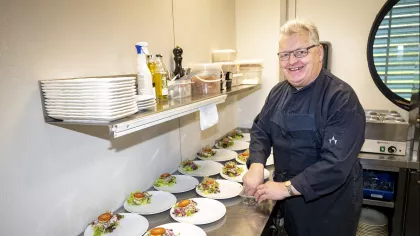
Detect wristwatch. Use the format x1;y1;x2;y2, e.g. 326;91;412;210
285;181;295;196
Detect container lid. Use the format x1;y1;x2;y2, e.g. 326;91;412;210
190;63;221;71
212;49;236;53
235;59;264;66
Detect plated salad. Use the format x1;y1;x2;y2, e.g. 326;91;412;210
154;173;177;187
126;191;152;206
197;146;217;158
90;212;124;236
172;199;199;217
228;130;244;140
197;177;220;194
217;137;234;148
222;161;244;177
180;160;200;172
237;149;250;163
145;227;179;236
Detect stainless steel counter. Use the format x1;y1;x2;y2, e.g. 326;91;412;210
111;166;276;236
359;152;419;172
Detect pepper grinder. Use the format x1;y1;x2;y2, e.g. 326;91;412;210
173;46;185;79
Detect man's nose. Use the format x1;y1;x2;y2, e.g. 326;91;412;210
288;53;298;64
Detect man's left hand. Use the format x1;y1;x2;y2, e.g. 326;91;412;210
254;181;290;203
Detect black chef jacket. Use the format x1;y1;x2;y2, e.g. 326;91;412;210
247;69;365;236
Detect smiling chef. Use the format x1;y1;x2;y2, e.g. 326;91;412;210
243;19;366;236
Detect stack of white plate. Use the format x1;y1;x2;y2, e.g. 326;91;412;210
357;208;389;236
136;95;156;110
41;76;138;122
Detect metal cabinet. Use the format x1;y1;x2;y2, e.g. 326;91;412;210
403;170;420;236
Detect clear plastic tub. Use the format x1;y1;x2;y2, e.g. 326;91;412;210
238;60;263;85
190;64;221;95
168;80;192;99
212;49;237;62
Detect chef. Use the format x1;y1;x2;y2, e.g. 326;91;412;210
243;19;366;236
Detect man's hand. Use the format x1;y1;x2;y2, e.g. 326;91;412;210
254;181;290;203
242;163;265;196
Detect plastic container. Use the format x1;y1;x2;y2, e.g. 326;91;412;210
212;49;237;62
238;60;263;85
231;73;244;87
135;42;155;98
363;170;396;201
168;80;192;99
190;64;221;95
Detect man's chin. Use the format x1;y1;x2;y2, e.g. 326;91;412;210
287;78;305;88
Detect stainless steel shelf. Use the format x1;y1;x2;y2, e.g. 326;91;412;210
42;83;261;138
363;199;395;208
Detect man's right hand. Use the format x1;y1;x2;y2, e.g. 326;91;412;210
243;163;265;196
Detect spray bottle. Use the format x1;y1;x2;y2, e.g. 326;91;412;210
135;42;155;98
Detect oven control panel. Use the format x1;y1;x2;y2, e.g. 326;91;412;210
361;139;406;156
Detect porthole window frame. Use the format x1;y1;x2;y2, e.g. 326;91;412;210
367;0;416;111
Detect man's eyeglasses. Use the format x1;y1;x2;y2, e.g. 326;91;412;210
277;45;318;61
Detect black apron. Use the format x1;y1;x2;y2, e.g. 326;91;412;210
269;103;363;236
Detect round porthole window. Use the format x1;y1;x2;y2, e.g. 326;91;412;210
367;0;419;111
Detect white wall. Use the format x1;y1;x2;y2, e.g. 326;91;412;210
295;0;409;117
235;0;285;128
174;0;238;159
0;0;236;235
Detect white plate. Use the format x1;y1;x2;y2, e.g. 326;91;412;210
123;191;177;215
196;179;243;199
178;160;223;177
41;76;135;84
153;175;199;193
215;140;249;151
266;154;274;166
196;149;237;162
147;222;207;236
83;213;148;236
41;81;135;89
47;105;138;116
47;103;137;114
48;108;137;121
136;95;155;102
44;96;135;105
44;89;136;99
42;86;135;94
137;102;156;108
170;198;226;225
242;133;251;142
220;164;270;182
137;100;156;105
138;103;156;110
46;101;137;111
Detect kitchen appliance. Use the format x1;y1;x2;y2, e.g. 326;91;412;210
361;109;409;156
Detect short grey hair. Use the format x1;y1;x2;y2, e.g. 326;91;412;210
279;19;320;45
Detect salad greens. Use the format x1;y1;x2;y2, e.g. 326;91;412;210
228;130;244;140
90;212;124;236
217;137;234;148
198;177;220;194
154;174;177;187
173;200;199;217
197;146;217;158
180;160;200;172
237;149;250;163
126;191;152;205
222;161;244;177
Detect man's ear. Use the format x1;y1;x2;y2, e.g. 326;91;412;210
318;45;324;62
